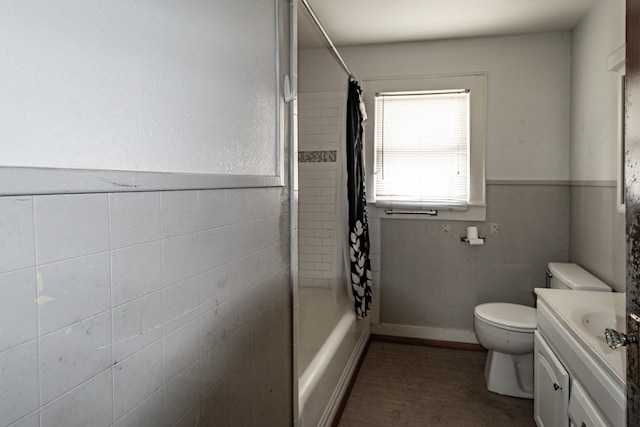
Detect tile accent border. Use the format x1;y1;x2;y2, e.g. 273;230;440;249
298;151;337;163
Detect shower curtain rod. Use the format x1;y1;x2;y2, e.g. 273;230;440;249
300;0;355;80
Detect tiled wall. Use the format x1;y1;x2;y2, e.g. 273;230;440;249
297;91;342;288
0;187;291;427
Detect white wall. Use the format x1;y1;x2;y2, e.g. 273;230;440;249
0;1;278;176
301;32;572;181
571;0;626;181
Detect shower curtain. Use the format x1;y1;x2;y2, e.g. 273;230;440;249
345;79;372;318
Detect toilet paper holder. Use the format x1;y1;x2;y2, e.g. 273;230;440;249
460;226;485;245
459;235;485;245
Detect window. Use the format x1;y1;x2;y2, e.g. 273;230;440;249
374;90;470;209
363;73;486;221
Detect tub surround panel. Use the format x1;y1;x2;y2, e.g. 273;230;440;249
297;91;343;288
0;187;292;427
379;183;569;336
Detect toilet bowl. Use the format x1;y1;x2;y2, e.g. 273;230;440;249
474;303;536;399
473;262;612;400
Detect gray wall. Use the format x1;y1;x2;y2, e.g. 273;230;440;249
380;183;569;332
570;185;625;291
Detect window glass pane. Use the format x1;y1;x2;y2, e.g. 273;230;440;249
374;91;470;208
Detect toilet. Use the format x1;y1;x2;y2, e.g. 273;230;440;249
473;262;611;399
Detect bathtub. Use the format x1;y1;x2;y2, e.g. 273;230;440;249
297;286;369;427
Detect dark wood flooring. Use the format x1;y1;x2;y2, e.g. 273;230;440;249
337;341;535;426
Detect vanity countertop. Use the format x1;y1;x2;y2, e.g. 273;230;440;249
534;288;626;389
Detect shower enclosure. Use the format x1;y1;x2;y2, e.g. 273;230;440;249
295;88;369;426
293;2;370;425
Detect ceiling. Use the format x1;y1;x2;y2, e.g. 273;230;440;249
298;0;599;49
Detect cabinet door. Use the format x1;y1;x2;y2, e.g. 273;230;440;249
534;331;570;427
568;380;608;427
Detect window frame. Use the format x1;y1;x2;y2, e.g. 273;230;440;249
362;73;487;221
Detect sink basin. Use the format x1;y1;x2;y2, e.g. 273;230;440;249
581;312;626;342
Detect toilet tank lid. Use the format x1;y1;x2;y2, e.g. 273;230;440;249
474;303;536;332
547;263;611;291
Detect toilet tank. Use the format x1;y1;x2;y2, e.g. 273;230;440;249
547;263;611;292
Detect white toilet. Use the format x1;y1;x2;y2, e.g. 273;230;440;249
473;262;611;399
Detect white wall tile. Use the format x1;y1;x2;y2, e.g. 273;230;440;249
161;191;199;238
226;329;252;426
163;319;200;383
161;362;199;426
0;197;34;274
199;228;228;272
198;190;228;230
227;246;281;298
0;341;39;426
40;370;112;427
39;312;112;404
226;323;251;374
0;269;37;351
199;304;228;355
198;339;228;397
162;234;199;287
111;241;162;306
113;390;166;427
199;379;228;426
7;412;39;427
113;341;163;420
227;216;280;260
34;194;109;264
162;277;199;335
198;265;230;313
37;253;111;335
112;292;162;362
173;403;200;427
1;185;291;426
226;188;283;225
109;192;161;249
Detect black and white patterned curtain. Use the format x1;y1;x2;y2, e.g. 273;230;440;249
345;79;372;318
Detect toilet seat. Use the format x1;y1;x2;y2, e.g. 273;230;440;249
474;303;536;333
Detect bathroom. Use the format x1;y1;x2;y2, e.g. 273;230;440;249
296;0;627;424
0;1;631;427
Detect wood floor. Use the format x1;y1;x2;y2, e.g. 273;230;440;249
337;341;535;427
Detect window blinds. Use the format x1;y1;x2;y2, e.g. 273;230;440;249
374;90;470;209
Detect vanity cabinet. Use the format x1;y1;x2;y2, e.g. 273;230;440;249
534;292;626;427
534;331;569;427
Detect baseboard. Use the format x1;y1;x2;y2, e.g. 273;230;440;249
371;322;479;344
371;334;485;352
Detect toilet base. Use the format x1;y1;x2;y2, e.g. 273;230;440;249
484;350;533;399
